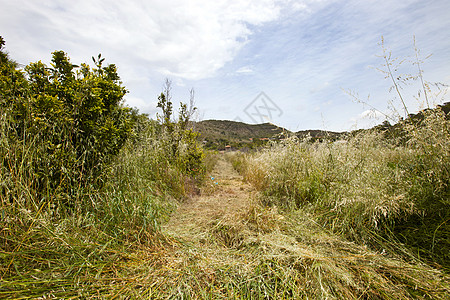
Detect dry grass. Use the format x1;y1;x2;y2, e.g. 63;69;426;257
239;111;449;254
144;154;449;299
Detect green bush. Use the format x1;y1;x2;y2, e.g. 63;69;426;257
155;82;205;179
1;37;134;209
0;37;204;296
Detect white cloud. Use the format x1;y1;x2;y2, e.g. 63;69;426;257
0;0;299;80
124;95;158;115
348;109;387;129
358;109;385;120
236;66;254;74
310;82;329;94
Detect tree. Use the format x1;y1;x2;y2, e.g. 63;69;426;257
156;79;204;177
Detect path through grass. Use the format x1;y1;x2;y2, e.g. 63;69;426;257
2;155;447;298
150;155;450;299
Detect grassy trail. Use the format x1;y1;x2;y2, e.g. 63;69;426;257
2;155;448;299
151;155;449;299
156;155;304;298
164;156;255;245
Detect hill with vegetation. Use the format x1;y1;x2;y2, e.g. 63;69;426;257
295;129;345;141
194;120;288;150
196;101;450;151
195;119;347;150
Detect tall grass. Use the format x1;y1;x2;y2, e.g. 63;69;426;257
237;108;449;270
0;111;190;297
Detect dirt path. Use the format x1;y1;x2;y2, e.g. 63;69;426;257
163;156;257;246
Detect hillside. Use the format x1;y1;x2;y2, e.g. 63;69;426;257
194;120;289;150
295;129;346;141
194;120;346;150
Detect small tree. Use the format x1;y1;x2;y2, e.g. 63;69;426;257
156;79;204;177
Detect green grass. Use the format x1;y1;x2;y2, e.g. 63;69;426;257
0;113;186;298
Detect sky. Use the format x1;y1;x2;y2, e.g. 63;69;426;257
1;0;449;132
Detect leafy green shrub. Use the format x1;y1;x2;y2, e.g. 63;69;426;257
0;37;203;295
1;37;134;209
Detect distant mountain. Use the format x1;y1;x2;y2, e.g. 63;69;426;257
194;120;288;150
193;119;346;150
195;120;287;140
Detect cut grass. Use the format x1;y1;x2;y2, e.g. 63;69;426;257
150;155;449;299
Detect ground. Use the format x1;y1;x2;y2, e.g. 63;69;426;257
164;156;256;243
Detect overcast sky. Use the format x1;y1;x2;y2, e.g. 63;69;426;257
1;0;449;131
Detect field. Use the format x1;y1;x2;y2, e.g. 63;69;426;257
1;36;449;298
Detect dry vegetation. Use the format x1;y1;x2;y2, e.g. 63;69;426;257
152;149;449;299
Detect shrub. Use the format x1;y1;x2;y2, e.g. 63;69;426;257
0;38;200;294
155;80;205;179
1;38;135;209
